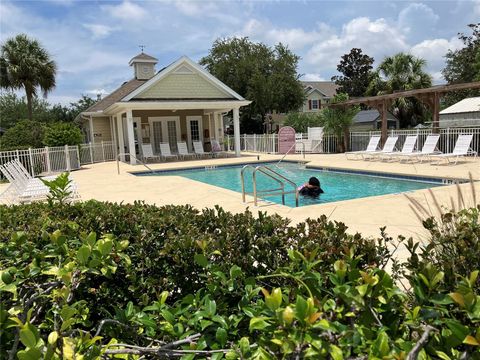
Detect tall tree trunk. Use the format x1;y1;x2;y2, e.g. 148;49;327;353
26;90;33;121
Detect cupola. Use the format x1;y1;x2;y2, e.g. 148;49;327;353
129;52;158;80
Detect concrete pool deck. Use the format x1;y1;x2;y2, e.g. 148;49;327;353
2;153;479;260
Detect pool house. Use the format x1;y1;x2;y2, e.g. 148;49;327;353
80;52;251;164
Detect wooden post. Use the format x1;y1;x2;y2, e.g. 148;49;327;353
432;92;440;133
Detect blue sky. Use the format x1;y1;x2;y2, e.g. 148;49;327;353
1;0;478;105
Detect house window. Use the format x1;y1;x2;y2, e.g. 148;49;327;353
312;100;319;109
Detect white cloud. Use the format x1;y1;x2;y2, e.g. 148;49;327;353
398;3;439;33
83;23;116;39
411;37;463;76
104;1;146;21
474;0;480;15
302;73;326;81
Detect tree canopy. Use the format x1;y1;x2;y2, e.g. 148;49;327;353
0;34;57;121
200;37;305;133
331;48;374;98
442;23;480;107
367;53;432;128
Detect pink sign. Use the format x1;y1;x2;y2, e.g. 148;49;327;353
278;126;296;154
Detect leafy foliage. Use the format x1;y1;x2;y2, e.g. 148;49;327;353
442;23;480;107
331;48;375;98
43;122;83;147
0;33;57;121
200;38;305;133
367;52;432;128
283;112;322;133
1;200;479;359
0;119;46;150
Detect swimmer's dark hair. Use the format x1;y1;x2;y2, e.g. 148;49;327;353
309;177;320;187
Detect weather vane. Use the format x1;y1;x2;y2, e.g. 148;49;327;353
139;45;146;53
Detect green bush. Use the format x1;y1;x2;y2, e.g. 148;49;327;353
43;122;84;146
284;112;323;132
1;201;479;359
0;119;46;150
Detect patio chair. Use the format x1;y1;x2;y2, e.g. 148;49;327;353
193;141;213;158
159;143;179;161
396;134;441;163
375;135;418;161
211;139;229;158
177;142;197;160
141;144;160;162
429;134;478;165
362;136;399;160
0;163;50;203
345;135;381;159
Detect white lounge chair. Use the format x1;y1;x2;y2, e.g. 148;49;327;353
375;135;417;161
362;136;399;160
159;143;178;161
141;144;160;162
429;134;478;165
396;134;441;163
193;141;213;158
345;135;381;159
177;142;197;159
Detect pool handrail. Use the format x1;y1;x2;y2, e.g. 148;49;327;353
116;153;155;175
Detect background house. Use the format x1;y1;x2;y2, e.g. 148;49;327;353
301;81;338;112
439;97;480;127
350;109;399;131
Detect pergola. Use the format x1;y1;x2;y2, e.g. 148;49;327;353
330;81;480;143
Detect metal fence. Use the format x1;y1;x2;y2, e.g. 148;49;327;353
0;141;116;179
225;127;480;155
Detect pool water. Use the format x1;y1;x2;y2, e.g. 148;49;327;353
139;162;444;207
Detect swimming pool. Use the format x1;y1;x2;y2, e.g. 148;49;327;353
137;162;445;207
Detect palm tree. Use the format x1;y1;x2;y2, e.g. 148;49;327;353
0;34;57;121
367;53;432;127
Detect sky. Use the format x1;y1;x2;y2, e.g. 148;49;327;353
0;0;478;105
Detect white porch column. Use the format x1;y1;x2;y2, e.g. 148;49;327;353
116;114;125;161
233;107;241;157
126;109;136;165
89;115;94;144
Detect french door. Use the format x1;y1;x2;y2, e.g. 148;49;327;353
148;116;181;154
186;116;203;152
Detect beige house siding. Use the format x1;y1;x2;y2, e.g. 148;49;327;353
134;73;232;99
302;91;331;113
92;117;112;143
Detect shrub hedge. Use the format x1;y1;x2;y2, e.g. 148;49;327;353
0;201;479;359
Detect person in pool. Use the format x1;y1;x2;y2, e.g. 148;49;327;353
298;176;324;197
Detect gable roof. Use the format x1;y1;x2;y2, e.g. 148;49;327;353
123;56;245;101
440;97;480;115
129;52;158;65
353;109;398;123
83;79;148;113
302;81;338;97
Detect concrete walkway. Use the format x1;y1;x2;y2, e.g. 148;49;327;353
2;153;479;261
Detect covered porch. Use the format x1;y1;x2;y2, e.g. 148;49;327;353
85;100;248;164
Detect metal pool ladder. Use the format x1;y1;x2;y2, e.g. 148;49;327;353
241;165;299;207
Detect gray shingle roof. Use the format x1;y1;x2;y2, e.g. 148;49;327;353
83;79;148;113
301;81;338;97
353;110;398;123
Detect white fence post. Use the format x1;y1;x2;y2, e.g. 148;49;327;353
28;148;34;176
446;127;450;153
15;149;19;161
101;141;105;161
89;142;94;164
65;145;71;171
45;147;51;174
76;146;80;167
253;134;257;152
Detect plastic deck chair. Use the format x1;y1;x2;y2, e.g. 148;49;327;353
193;141;213;158
345;135;381;159
159;143;178;161
429;134;477;165
396;134;441;163
177;142;197;159
141;144;160;162
375;135;417;161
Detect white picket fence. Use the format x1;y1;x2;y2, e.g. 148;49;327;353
225;127;480;155
0;141;116;179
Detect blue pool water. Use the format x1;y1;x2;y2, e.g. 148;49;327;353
138;162;444;207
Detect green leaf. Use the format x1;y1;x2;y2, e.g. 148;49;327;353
194;254;208;268
436;351;452;360
161;309;175;324
97;239;113;256
19;325;38;348
17;348;42;360
249;317;270;331
329;344;343;360
216;327;227;347
207;299;217;316
48;331;58;345
230;265;242;279
356;284;369;297
265;288;282;311
239;337;250;355
445;319;470;341
85;232;97;247
295;296;308;321
77;245;90;265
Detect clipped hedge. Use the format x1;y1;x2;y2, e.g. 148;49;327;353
1;201;479;359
